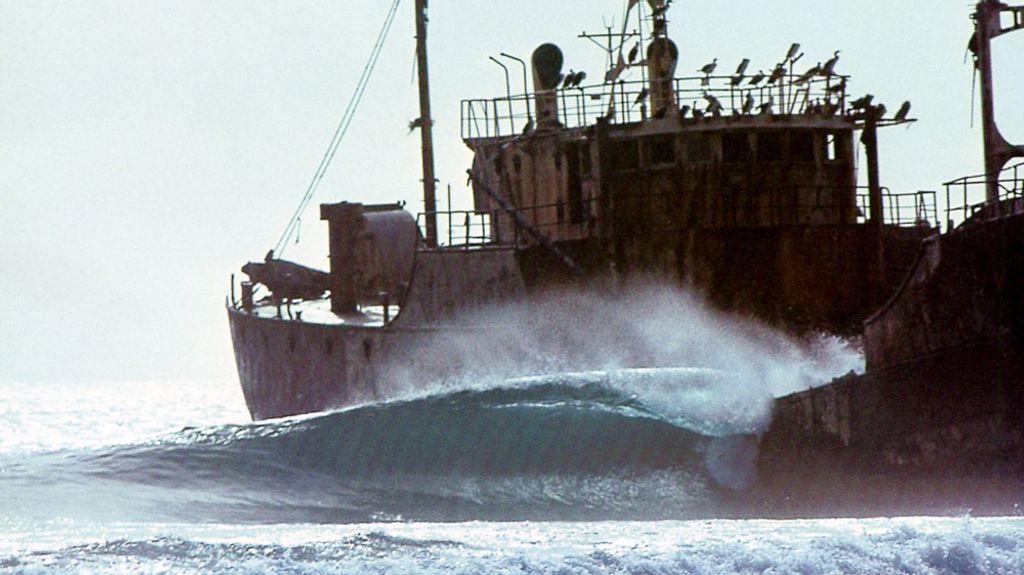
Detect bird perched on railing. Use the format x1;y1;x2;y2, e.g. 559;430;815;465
703;92;723;117
565;70;586;89
700;58;718;85
794;62;822;84
850;94;874;110
767;64;786;85
633;87;649;107
731;58;750;86
822;50;841;76
742;92;756;115
758;95;775;115
894;101;912;122
826;78;847;95
562;70;576;89
785;43;801;62
748;70;767;86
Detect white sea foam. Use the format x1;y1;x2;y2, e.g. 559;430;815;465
2;517;1022;574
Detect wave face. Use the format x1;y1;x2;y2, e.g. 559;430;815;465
1;369;764;524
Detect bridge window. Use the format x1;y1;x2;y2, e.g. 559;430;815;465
646;135;676;166
825;132;846;162
682;133;713;163
757;132;784;162
608;139;640;172
722;133;751;163
790;132;816;163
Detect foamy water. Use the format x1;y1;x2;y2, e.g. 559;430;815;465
2;378;1022;573
0;287;1014;573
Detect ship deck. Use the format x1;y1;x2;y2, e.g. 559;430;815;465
245;297;399;327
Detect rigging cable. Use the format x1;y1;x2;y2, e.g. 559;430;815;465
273;0;403;258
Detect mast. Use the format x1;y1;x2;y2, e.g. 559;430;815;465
415;0;438;247
972;0;1024;202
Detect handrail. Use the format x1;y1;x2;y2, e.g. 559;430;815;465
462;74;851;140
944;161;1024;228
417;185;936;248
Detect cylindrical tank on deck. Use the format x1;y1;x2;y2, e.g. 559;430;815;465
531;43;563;129
647;38;678;116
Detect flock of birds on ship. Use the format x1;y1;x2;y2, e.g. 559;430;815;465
554;42;911;124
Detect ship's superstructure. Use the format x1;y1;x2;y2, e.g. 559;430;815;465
460;3;933;333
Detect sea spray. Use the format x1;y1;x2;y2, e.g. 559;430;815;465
380;283;863;417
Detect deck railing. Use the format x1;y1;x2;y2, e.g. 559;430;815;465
421;185;935;248
461;74;851;140
944;162;1024;228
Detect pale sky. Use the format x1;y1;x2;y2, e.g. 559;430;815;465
1;1;1021;383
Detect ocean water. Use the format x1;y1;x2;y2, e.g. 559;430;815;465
2;377;1023;574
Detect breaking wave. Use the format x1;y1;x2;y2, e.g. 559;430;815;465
1;369;764;524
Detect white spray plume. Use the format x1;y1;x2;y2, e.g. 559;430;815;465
380;282;864;434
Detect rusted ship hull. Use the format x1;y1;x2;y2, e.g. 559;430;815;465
229;246;529;420
756;211;1024;513
228;308;408;420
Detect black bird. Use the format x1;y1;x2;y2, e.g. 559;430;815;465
700;58;718;75
742;91;756;115
704;92;723;117
748;70;767;86
679;103;692;117
562;70;576;89
785;43;801;61
826;78;847;95
633;87;649;107
572;71;587;88
734;58;750;76
822;50;841;76
628;42;640;64
767;64;786;85
894;101;912;122
850;94;874;109
794;62;822;84
730;58;750;86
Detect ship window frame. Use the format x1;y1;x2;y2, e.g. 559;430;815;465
825;132;847;163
